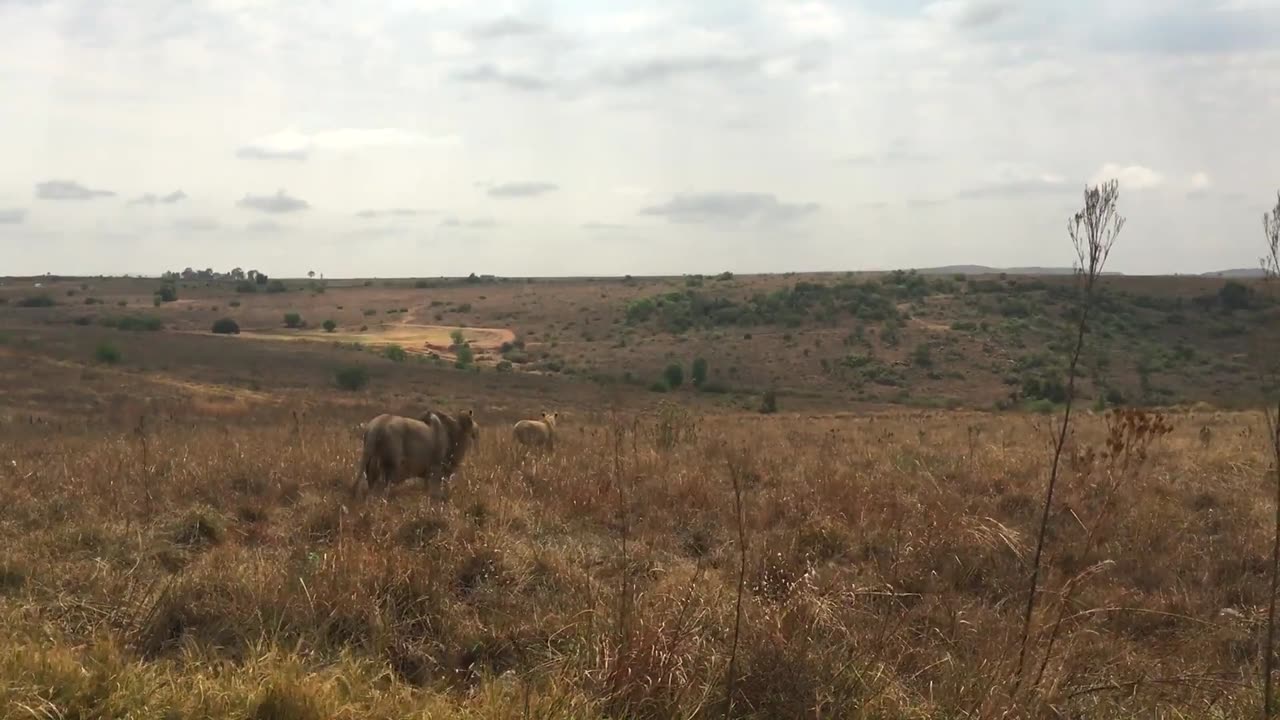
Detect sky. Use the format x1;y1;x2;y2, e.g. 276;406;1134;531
2;0;1280;278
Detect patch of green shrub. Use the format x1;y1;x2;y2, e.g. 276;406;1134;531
335;366;369;391
211;318;240;334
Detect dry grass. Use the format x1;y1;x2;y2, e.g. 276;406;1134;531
0;405;1271;718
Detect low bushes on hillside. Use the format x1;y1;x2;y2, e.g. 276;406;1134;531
211;318;241;335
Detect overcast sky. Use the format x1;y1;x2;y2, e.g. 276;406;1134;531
2;0;1279;278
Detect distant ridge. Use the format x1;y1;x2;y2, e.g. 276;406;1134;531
1201;268;1266;279
910;265;1123;277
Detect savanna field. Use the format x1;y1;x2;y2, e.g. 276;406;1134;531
1;272;1278;718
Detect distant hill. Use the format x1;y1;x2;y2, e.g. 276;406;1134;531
1202;268;1266;279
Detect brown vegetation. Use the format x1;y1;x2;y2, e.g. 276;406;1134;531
0;406;1271;717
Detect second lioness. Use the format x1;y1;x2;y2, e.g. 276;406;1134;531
513;411;559;450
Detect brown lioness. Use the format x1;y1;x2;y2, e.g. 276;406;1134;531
513;411;558;451
351;409;479;501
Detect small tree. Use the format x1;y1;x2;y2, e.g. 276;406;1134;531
323;319;337;333
155;284;177;303
664;363;684;389
308;270;315;279
691;357;709;387
450;328;466;346
455;344;475;369
384;344;408;362
283;313;304;329
211;318;240;335
255;272;269;285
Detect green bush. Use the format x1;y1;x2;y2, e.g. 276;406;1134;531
73;316;92;326
335;366;369;391
691;357;709;387
648;381;669;393
94;342;121;364
323;319;337;333
363;309;377;317
911;343;933;368
384;344;408;362
450;329;466;345
155;284;178;302
211;318;240;335
663;363;684;389
17;295;55;308
496;359;513;372
283;313;304;329
1026;398;1056;415
107;315;164;331
229;300;241;308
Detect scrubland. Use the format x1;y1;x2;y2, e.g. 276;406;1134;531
0;403;1271;718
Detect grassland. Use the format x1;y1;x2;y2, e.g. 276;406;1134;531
0;270;1277;717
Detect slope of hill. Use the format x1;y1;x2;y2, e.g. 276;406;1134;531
0;271;1273;415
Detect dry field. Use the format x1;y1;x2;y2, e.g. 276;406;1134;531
0;400;1274;718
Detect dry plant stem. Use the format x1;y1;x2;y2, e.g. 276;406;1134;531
1015;180;1122;691
724;453;747;720
1262;191;1280;719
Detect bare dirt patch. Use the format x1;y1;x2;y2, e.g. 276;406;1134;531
242;323;515;361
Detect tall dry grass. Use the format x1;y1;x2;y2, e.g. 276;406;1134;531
0;407;1271;718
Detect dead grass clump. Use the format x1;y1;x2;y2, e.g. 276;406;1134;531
170;505;227;547
250;678;330;720
455;547;509;597
397;510;449;549
0;558;28;594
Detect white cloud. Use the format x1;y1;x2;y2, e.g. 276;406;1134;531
766;2;846;38
1091;163;1166;191
237;128;461;161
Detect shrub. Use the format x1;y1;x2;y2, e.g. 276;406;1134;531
363;309;377;317
450;329;466;346
235;280;257;293
760;390;778;414
266;280;287;293
664;363;685;389
73;316;92;326
691;357;709;387
648;381;669;393
496;359;513;372
83;297;101;305
94;342;121;364
111;315;164;331
116;300;127;307
323;319;337;333
456;303;472;312
911;343;933;368
383;344;408;362
17;295;55;308
155;284;178;302
283;313;304;329
211;318;240;335
335;365;369;391
1026;398;1056;415
1218;280;1252;311
229;300;241;308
